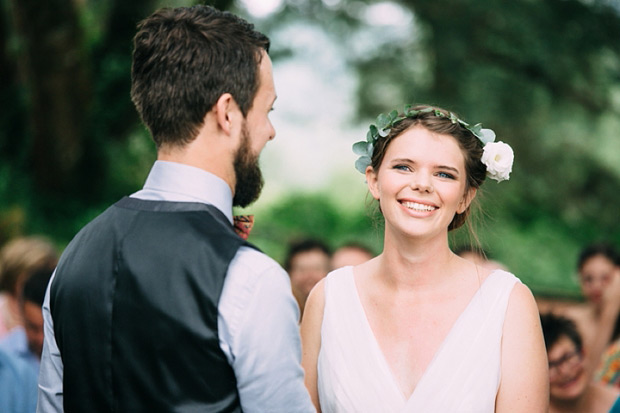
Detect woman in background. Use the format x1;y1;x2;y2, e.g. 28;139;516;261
0;236;57;338
559;243;620;384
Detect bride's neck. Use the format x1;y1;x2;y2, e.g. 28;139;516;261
378;235;456;291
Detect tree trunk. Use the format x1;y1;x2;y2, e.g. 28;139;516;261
8;0;91;195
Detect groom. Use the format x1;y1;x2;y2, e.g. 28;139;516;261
37;6;314;412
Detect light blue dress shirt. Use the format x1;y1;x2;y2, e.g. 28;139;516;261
1;346;38;413
38;161;315;412
0;326;40;378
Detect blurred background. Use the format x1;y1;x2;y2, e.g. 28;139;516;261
1;0;620;299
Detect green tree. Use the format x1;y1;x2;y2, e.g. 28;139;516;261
0;0;234;242
257;0;620;295
2;0;619;296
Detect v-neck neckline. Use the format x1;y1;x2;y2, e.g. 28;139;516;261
347;267;501;405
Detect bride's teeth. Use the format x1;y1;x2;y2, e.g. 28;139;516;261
403;201;435;212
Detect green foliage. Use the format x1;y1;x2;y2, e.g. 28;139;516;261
261;0;620;298
2;0;620;300
247;192;383;265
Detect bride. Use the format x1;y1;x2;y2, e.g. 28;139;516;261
301;105;548;412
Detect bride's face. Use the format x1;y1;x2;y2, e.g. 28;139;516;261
366;125;475;240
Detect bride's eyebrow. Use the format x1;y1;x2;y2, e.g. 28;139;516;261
390;159;460;173
436;165;460;174
390;158;414;164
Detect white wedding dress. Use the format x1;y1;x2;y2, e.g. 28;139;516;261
317;267;519;413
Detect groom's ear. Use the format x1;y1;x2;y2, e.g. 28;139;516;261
213;93;242;136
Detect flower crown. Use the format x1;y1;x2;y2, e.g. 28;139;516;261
352;105;514;182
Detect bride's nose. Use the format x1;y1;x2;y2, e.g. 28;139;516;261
410;172;434;193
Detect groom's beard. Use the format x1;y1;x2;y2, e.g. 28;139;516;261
232;124;264;208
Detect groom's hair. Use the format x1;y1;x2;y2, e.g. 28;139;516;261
539;313;583;352
130;5;270;149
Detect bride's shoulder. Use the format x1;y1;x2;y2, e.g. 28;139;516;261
457;255;513;284
473;263;518;284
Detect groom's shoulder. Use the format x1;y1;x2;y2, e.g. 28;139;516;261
234;246;286;277
226;246;293;304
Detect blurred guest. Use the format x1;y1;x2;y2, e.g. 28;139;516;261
0;237;57;338
331;242;374;270
577;243;620;309
453;245;508;271
0;347;38;413
561;242;620;379
285;238;331;315
1;268;53;376
540;312;620;413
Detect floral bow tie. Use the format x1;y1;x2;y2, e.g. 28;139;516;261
233;215;254;240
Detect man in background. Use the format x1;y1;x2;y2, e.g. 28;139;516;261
331;242;374;269
285;238;331;316
0;236;57;338
540;312;620;412
0;268;50;413
1;268;52;375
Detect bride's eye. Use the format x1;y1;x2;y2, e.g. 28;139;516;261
437;171;455;179
393;164;411;172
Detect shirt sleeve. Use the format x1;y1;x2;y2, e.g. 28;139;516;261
218;247;315;413
37;272;64;412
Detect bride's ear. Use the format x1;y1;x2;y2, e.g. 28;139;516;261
366;166;380;200
457;187;477;214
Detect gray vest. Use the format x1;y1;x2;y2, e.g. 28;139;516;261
51;197;250;412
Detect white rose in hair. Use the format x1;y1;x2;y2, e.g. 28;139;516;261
481;141;514;182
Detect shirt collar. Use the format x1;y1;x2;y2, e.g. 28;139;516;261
141;161;234;223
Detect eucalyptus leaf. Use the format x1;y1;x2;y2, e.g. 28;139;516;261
479;128;496;144
352;141;368;155
369;124;378;139
378;127;390;137
355;156;371;174
469;123;482;134
389;109;399;120
377;113;390;128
